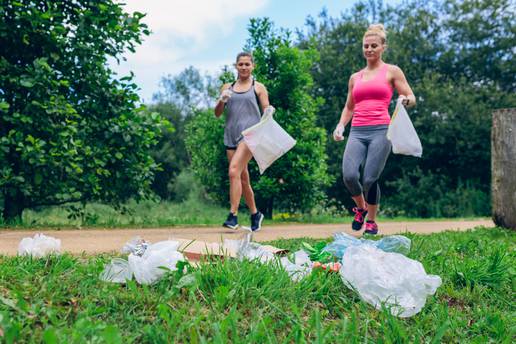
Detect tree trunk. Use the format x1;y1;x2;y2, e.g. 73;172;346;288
2;190;25;223
263;197;274;219
491;108;516;230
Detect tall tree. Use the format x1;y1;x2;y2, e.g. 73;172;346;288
0;0;166;221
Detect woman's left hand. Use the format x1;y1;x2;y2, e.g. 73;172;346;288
398;95;415;108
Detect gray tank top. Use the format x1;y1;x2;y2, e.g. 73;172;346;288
224;79;261;148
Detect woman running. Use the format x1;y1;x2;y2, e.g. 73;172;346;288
333;24;416;234
214;52;268;231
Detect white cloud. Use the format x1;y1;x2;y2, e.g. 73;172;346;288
112;0;269;101
121;0;268;41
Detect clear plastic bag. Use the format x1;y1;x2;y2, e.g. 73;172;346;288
224;232;275;263
242;106;296;174
100;258;132;283
280;250;312;282
387;99;423;157
18;233;61;258
323;232;411;258
340;245;442;317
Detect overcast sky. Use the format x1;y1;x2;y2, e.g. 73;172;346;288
112;0;400;103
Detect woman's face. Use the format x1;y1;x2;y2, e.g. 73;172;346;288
362;35;385;62
235;56;254;78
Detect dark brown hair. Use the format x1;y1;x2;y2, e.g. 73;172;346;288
235;52;254;63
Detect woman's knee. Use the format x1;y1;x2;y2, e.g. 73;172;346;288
228;164;241;180
343;171;359;187
363;177;378;192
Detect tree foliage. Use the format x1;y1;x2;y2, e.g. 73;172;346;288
0;0;166;220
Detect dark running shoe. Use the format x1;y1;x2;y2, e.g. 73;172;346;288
250;211;264;232
223;213;239;230
364;220;379;235
351;207;368;231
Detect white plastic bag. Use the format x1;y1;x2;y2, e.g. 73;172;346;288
387;99;423;157
121;236;148;256
340;245;441;317
128;240;184;285
242;106;296;174
18;233;61;258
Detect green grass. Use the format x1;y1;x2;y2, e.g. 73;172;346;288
0;227;514;342
0;199;487;230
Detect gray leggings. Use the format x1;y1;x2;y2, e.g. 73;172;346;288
342;125;391;205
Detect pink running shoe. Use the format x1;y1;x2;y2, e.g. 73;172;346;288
364;220;378;235
351;207;368;231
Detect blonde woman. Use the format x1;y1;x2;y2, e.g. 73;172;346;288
334;24;416;234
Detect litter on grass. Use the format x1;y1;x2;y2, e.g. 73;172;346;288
340;245;442;317
101;239;185;285
99;232;440;317
323;232;411;258
18;233;61;258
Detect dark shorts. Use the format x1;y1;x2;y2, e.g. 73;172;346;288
226;146;237;151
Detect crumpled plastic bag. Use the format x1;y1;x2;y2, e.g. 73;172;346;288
280;250;312;282
223;232;275;263
340;245;442;317
323;232;411;258
129;240;184;285
18;233;61;258
101;239;185;285
121;236;149;256
99;258;132;283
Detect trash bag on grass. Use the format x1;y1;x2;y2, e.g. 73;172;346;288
101;239;185;285
340;245;442;317
121;236;148;256
18;233;61;258
323;232;411;258
129;240;184;285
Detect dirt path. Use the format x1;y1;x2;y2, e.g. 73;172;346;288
0;219;493;256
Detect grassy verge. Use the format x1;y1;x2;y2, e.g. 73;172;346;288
0;227;514;342
1;199;488;230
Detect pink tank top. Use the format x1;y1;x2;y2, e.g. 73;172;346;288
351;63;393;126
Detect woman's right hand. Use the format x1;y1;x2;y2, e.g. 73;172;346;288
219;89;232;103
333;123;345;141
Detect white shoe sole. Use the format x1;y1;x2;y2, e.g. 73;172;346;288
252;214;264;232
